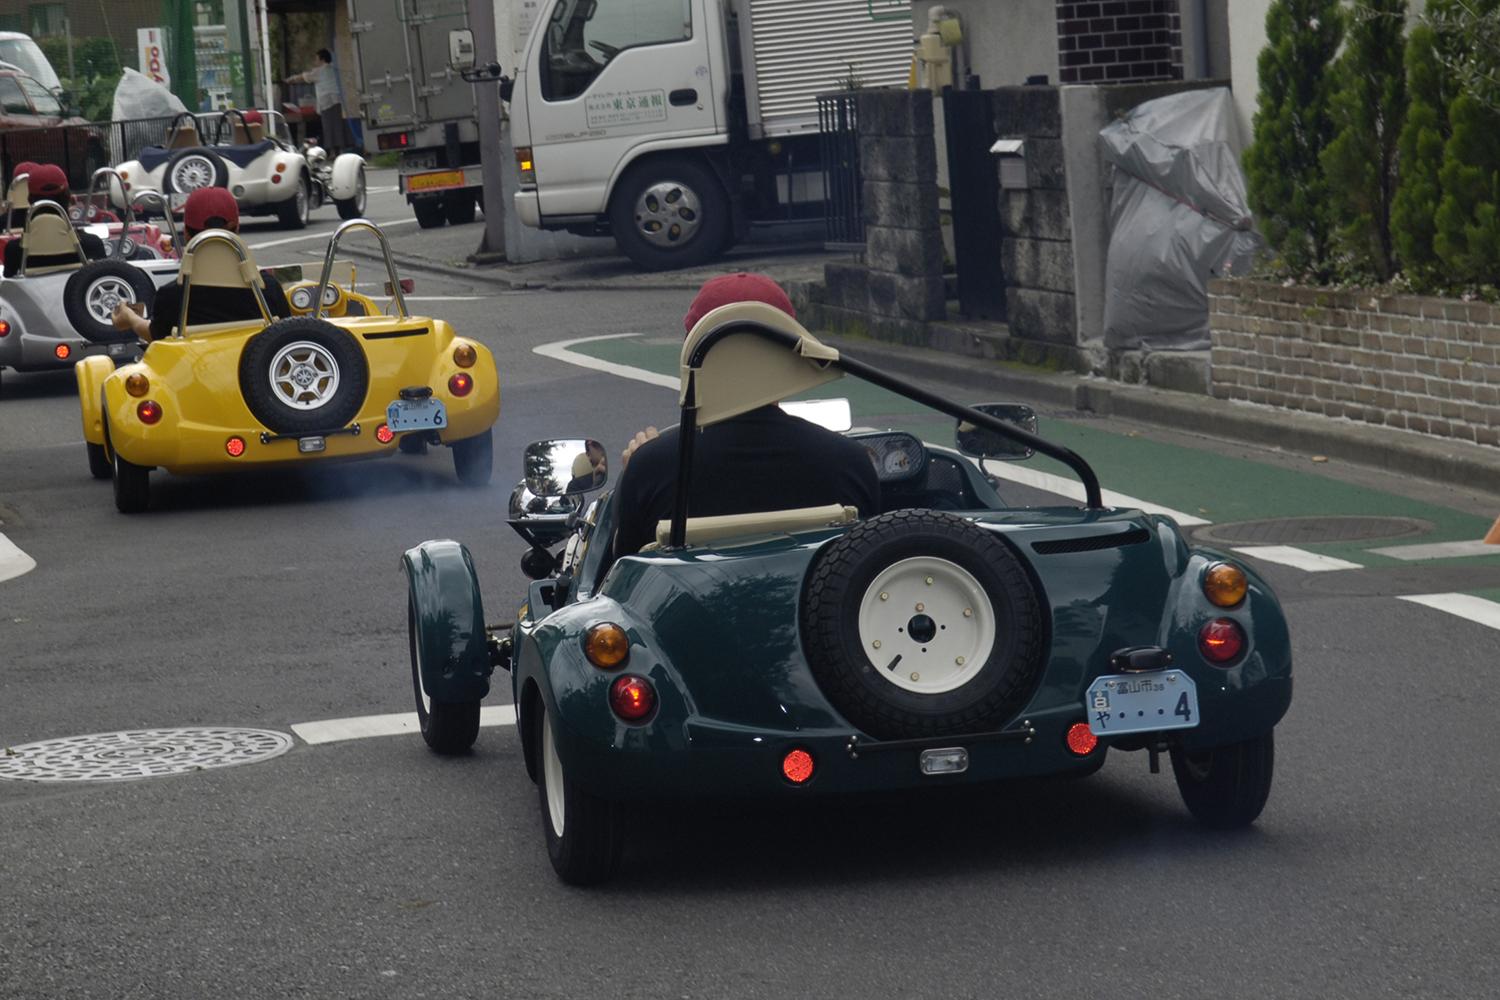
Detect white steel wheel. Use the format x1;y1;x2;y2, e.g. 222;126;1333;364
268;340;340;411
84;275;138;324
856;555;997;695
169;154;216;193
634;180;703;248
542;708;566;838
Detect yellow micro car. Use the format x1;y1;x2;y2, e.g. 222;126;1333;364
75;220;500;513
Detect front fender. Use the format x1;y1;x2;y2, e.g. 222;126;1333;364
329;154;364;200
76;355;115;447
401;539;492;705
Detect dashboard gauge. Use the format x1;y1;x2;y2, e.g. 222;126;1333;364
289;286;314;311
322;285;340;306
860;431;928;484
883;448;912;477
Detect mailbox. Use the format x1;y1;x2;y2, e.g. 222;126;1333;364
990;138;1027;190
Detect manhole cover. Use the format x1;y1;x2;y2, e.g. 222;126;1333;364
1197;516;1432;546
0;727;293;783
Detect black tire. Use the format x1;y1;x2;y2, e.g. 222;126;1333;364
408;591;481;755
275;174;311;229
451;428;493;486
1170;730;1275;829
336;165;367;220
238;317;370;435
801;510;1045;741
162;147;229;195
608;157;730;271
86;442;112;480
535;700;624;885
413;198;446;229
112;449;150;513
63;259;156;343
444;191;477;225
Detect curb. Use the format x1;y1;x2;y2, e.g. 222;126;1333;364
827;335;1500;498
339;243;714;292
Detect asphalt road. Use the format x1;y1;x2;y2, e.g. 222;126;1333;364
2;181;1498;999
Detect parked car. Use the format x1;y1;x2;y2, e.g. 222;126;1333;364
75;219;500;509
402;301;1294;885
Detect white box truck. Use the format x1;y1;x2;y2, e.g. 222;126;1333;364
508;0;913;269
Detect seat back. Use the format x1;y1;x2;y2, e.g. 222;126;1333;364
173;229;272;335
167;121;202;149
651;504;858;549
680;301;842;428
19;202;86;275
6;173;29;211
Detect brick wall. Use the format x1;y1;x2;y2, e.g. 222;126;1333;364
1210;280;1500;448
1057;0;1184;85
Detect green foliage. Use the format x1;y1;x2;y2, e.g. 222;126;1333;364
1391;21;1451;283
32;35;124;121
1434;94;1500;284
1320;1;1408;281
1244;0;1346;280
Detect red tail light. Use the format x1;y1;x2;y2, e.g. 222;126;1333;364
1066;722;1098;756
225;436;246;457
448;373;473;397
55;344;72;360
609;675;655;722
375;423;394;444
0;320;10;337
136;400;162;424
1199;618;1245;664
782;749;815;784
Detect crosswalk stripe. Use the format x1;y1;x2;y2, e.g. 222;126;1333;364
1397;593;1500;632
1367;539;1500;561
0;531;37;583
1231;545;1362;572
291;704;516;745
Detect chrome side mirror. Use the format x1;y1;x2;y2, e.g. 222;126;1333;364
956;403;1038;461
523;439;608;497
780;397;852;432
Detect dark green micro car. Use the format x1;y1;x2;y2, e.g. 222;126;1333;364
402;302;1293;885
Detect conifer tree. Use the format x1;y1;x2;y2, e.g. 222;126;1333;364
1244;0;1345;279
1391;16;1454;283
1433;93;1500;284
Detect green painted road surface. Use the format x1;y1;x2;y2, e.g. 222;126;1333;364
570;334;1500;575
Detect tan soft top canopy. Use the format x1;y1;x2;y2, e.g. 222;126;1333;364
679;301;842;427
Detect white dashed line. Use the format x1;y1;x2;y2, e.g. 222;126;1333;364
0;531;37;583
980;459;1211;526
247;216;420;250
533;332;679;389
1368;539;1500;561
1231;545;1362;572
291;704;516;745
1397;593;1500;632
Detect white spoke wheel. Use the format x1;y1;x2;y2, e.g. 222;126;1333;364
857;556;997;695
84;275;138;324
535;701;624;885
170;154;215;192
268;340;341;411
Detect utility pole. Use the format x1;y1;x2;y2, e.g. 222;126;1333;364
466;0;507;259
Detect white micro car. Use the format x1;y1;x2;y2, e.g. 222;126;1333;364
112;110;366;229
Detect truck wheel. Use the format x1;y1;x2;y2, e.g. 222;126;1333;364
444;191;477;225
413;199;446;229
336;165;367;220
451;428;493;486
408;590;481;755
275;174;311;229
63;259;156;343
536;700;624;885
112;450;150;513
608;158;730;271
1171;730;1275;829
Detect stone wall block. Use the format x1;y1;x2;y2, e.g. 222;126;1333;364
822;261;870;312
1006;288;1077;344
856;89;934;139
1019;137;1067;191
865;225;944;278
1000;189;1071;241
867;272;946;322
1001;237;1075;293
863;180;940;232
859;135;938;185
992;87;1061;139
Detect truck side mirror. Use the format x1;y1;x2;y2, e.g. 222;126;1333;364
448;29;476;72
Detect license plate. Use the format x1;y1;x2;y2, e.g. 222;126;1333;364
298;436;326;454
1085;670;1198;736
108;342;128;356
405;169;466;193
386;397;447;432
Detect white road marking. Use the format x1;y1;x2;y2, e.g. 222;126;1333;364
1231;545;1362;572
247;216;420;250
376;295;488;302
367;185;399;194
534;332;679;389
1367;539;1500;562
291;704;516;745
981;459;1211;526
1398;593;1500;632
0;531;37;583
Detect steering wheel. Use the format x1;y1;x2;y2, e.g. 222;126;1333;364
588;39;621;60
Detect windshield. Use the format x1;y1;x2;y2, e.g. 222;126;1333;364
17;74;60;116
0;37;62;92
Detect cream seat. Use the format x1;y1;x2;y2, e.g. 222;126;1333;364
167;121;202;149
170;229;273;336
18;202;87;275
650;504;859;550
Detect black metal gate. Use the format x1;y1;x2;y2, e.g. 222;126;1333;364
817;92;865;249
1;117;178;192
942;88;1007;320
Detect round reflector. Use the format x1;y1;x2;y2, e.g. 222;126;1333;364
136;400;162;425
609;675;655;722
125;373;150;397
0;321;10;337
225;436;246;458
54;344;71;360
448;372;474;397
1066;722;1098;756
375;423;394;444
271;174;281;184
1203;562;1248;608
584;622;630;669
782;749;815;784
452;343;477;369
1199;618;1245;664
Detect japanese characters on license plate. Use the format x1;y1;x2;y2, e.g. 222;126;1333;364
1085;670;1198;737
386;397;447;432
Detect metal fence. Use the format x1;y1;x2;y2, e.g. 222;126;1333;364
1;116;179;192
817;92;865;249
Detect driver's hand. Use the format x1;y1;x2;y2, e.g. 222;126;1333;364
621;426;659;471
111;301;144;330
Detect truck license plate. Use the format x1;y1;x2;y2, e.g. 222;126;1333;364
386;397;446;432
405;169;466;193
1085;670;1199;736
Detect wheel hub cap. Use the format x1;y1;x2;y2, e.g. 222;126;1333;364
269;341;340;410
857;556;997;694
635;181;702;248
87;277;135;322
173;157;213;191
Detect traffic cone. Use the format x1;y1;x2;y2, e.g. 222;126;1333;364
1486;516;1500;545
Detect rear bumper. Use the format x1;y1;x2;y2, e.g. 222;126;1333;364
0;330;132;371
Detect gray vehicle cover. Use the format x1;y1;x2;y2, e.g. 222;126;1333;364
1100;87;1261;350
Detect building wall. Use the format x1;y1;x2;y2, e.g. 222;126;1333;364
1057;0;1183;85
910;0;1060;88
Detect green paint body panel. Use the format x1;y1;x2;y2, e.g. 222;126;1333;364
402;539;492;706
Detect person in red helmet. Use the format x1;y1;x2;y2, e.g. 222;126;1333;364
610;272;880;557
2;162;107;276
111;187;291;341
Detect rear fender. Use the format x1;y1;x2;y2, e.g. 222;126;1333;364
76;355;114;447
329;154;364;201
401;539;492;705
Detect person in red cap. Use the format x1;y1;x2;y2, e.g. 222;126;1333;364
609;272;880;557
2;162;108;276
112;186;291;341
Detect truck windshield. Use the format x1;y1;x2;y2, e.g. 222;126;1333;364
0;36;62;92
541;0;692;102
17;74;60;116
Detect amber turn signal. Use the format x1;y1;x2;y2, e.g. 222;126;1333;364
1203;562;1248;608
452;343;477;368
584;622;630;669
125;373;150;397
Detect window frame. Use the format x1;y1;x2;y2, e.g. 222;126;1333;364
539;0;695;104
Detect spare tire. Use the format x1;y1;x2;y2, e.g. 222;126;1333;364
163;147;229;196
63;259;157;343
238;317;370;435
801;510;1045;741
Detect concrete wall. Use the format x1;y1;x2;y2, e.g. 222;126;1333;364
911;0;1060;88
